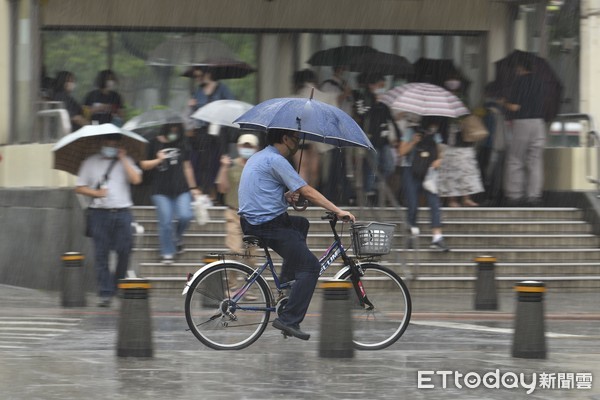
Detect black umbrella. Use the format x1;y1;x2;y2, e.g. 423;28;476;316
182;58;256;80
349;51;414;77
412;58;470;88
307;45;378;66
493;50;563;122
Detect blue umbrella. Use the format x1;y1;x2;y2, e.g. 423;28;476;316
233;96;374;150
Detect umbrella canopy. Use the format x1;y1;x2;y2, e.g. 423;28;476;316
52;123;148;175
234;97;374;150
380;83;470;118
349;51;414;77
181;59;256;80
191;100;254;128
412;58;470;88
122;108;185;139
147;35;237;67
307;45;378;66
493;50;563;122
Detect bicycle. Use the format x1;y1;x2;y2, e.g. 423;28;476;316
182;211;412;350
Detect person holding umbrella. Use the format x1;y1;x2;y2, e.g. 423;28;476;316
501;57;546;207
75;134;142;307
238;129;355;341
186;66;235;201
140;121;201;264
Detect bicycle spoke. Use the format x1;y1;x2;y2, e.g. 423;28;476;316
185;263;271;350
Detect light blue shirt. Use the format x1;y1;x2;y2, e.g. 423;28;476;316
238;145;307;225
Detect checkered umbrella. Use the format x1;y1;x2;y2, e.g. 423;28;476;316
380;83;470;118
52;123;148;175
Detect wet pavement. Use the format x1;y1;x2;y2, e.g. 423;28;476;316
0;284;599;399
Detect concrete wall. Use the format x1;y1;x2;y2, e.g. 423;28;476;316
0;188;95;291
41;0;493;31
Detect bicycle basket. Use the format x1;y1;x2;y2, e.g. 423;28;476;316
350;222;396;256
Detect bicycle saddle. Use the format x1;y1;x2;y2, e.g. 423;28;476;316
242;235;265;248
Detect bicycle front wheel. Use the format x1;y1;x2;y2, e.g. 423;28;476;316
339;263;412;350
184;263;272;350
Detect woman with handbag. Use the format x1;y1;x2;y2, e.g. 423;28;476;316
436;79;484;207
397;116;449;252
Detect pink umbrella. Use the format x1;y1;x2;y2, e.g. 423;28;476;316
380;83;470;118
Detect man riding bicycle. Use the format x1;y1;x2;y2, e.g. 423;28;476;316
238;128;355;340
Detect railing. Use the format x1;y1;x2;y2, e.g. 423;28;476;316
34;101;71;143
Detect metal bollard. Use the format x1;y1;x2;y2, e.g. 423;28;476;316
474;256;498;310
61;252;86;307
117;279;153;357
512;280;546;359
319;280;354;358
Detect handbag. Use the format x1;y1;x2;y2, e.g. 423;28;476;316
411;134;438;181
460;114;489;142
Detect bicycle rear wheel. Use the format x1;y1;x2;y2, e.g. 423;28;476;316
184;263;272;350
339;263;411;350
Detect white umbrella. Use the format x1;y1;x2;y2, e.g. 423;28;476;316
191;100;254;128
52;123;148;175
380;83;470;118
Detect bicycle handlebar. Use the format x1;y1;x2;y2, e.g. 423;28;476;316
321;211;352;223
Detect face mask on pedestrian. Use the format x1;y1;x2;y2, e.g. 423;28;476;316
444;79;461;91
374;87;387;95
238;147;256;159
166;130;179;143
66;82;76;92
285;135;300;157
100;146;118;159
106;80;116;90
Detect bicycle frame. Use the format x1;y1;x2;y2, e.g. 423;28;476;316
182;216;373;312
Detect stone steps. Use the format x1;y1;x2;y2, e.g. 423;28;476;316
128;206;600;291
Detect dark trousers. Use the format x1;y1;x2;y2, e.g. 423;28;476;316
89;208;133;297
241;213;319;327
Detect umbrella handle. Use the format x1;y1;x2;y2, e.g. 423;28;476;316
292;196;309;212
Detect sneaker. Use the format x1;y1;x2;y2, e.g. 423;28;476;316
97;297;111;307
430;239;450;252
176;244;185;255
161;255;174;265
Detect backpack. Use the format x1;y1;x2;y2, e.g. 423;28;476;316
411;133;438;181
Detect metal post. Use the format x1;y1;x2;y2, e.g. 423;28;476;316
512;280;546;359
319;280;354;358
474;256;498;310
117;279;153;357
61;252;86;307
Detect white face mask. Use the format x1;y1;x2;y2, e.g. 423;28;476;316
66;82;76;92
444;79;461;91
374;88;387;95
106;80;116;90
100;146;118;158
238;148;256;159
166;132;179;143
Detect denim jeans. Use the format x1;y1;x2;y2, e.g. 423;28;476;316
152;192;193;257
401;167;442;228
89;208;133;297
241;213;319;327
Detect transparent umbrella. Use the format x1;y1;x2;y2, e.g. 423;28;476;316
122;108;185;139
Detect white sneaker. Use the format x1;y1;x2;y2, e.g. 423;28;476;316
161;255;174;264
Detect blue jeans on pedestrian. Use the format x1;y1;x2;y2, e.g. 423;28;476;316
152;192;193;257
240;213;319;327
89;208;133;297
401;167;442;228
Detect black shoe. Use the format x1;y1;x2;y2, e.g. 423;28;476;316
430;239;450;252
176;244;185;255
272;318;310;340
